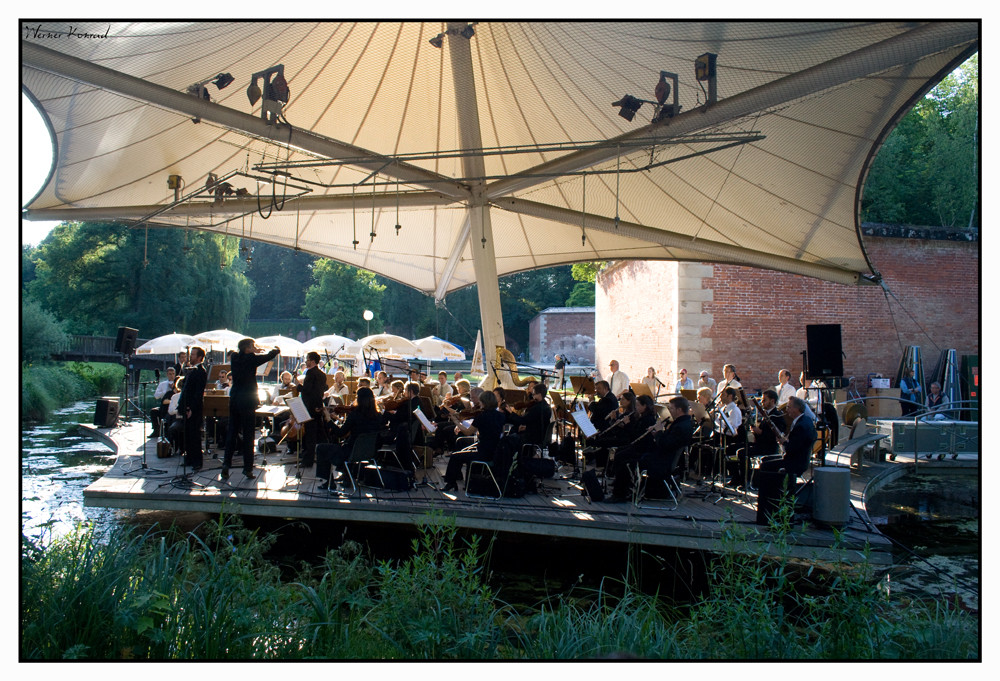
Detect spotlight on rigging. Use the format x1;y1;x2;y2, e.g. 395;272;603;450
612;95;643;122
429;34;444;48
459;24;475;39
212;72;235;90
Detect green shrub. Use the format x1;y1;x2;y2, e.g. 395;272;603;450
21;362;124;422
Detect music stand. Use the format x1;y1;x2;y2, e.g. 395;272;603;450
630;382;654;399
202;394;230;459
570;375;596;397
208;363;230;382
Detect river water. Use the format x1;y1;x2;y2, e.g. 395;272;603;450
20;400;980;612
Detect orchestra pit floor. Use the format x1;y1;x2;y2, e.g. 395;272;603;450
80;421;901;565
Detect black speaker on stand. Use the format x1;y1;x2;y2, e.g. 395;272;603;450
805;324;843;379
115;326;139;355
94;397;121;427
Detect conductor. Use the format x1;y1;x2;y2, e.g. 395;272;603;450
221;338;280;480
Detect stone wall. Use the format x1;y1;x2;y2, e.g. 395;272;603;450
595;236;979;393
528;307;595;363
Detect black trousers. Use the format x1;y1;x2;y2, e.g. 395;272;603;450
183;409;204;469
224;406;256;472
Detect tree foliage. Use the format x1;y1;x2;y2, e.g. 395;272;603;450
862;55;978;228
302;259;386;338
21;295;68;363
27;222;252;337
242;241;317;320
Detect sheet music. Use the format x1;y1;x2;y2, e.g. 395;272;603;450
571;409;598;439
286;395;312;423
413;407;437;434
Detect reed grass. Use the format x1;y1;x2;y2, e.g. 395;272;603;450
21;361;124;422
20;502;978;660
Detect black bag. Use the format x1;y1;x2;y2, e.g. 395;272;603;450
361;465;413;492
581;469;604;502
257;436;277;454
554;435;576;464
522;456;557;479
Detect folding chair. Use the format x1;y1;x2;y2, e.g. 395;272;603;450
336;431;380;497
636;446;688;511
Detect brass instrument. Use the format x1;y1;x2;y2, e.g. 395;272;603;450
493;346;534;387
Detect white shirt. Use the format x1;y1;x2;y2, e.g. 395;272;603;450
608;370;630;397
796;385;821;414
153;379;174;400
776;382;796;407
325;384;350;400
167;393;181;416
270;382;295;405
716;401;742;436
716;378;742;395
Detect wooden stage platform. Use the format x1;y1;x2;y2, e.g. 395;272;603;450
78;421;922;565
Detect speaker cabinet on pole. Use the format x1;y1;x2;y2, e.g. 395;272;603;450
115;327;139;355
94;397;121;427
806;324;843;379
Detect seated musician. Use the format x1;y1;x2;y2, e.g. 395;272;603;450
151;367;177;435
585;390;636;467
611;396;693;501
588;380;619;432
442;390;506;492
503;383;552;456
315;387;389;490
430;380;473;455
373;370;391;398
378;379;405;407
325;371;350;402
270;371;297;404
215;370;230;391
756;396;816;489
357;377;372;390
606;394;659;493
165;376;185;451
729;389;785;489
431;371;453;407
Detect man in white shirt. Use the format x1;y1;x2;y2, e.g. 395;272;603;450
776;369;796;407
716;364;742;395
796;372;821;417
715;387;743;437
607;359;630;398
270;371;297;405
151;367;177;435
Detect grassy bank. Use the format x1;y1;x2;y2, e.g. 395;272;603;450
21;362;124;422
20;504;978;661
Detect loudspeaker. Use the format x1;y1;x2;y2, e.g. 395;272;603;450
94;397;120;427
806;324;843;378
115;326;139;355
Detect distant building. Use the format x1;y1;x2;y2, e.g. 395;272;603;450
528;307;595;364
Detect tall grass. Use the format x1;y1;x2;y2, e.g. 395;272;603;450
20;503;979;660
21;361;124;421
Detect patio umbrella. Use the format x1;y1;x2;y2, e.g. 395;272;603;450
255;335;305;356
134;332;197;356
412;336;466;361
192;328;245;352
340;334;420;359
302;334;355;355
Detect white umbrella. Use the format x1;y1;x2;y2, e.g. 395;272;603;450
413;336;466;361
255;335;305;356
302;334;355;355
192;328;245;352
134;332;197;356
341;334;421;358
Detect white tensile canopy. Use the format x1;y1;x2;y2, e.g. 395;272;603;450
21;21;978;385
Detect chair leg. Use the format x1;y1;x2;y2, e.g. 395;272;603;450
466;460;502;499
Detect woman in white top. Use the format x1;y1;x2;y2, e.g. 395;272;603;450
325;370;350;401
641;367;660;394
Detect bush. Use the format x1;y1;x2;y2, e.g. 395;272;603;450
21;296;68;364
21;362;124;422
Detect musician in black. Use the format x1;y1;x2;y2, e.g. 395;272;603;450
221;338;280;480
299;351;327;468
612;396;693;501
504;383;552;454
729;389;785;489
316;387;389;489
177;346;207;470
757;396;816;488
585;390;634;468
588;380;619;432
443;390;506;492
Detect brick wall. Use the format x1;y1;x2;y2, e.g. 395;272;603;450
596;237;979;394
528;308;596;363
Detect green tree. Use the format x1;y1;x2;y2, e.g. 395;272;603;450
862;54;978;228
243;241;317;320
566;282;595;306
303;260;386;338
21;295;68;363
28;222;252;336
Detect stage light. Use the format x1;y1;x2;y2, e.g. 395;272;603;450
247;82;262;105
460;24;475;39
654;73;670;105
213;72;235;89
429;34;444;48
612;95;643;122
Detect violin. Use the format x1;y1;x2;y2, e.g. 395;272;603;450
380;396;408;412
329;404;356;415
508;399;534;411
457;407;483;419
